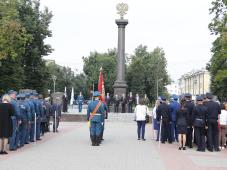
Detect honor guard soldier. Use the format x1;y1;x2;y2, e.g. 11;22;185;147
113;94;120;113
121;94;127;113
87;91;105;146
76;92;84;112
193;96;207;152
204;93;221;152
106;93;111;114
157;96;172;144
184;93;195;148
8;90;21;151
127;92;134;113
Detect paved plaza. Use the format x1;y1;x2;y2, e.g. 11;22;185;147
0;117;227;170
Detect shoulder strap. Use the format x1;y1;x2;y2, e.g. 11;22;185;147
89;101;102;120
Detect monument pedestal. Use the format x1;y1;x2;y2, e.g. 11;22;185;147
113;81;127;96
114;19;128;97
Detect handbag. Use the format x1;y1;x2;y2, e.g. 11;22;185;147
145;114;149;123
194;118;205;127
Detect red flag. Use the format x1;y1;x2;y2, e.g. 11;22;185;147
98;67;106;103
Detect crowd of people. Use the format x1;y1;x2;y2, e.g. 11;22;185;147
150;93;227;152
0;90;62;155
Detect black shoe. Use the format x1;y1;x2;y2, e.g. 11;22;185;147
215;148;221;152
208;148;213;152
37;138;42;141
142;138;146;141
178;147;182;150
182;147;186;150
2;151;8;154
138;138;140;140
161;142;165;144
0;151;3;154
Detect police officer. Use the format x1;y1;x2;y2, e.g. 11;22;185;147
157;96;172;144
169;95;180;142
39;94;46;136
52;97;62;132
184;93;195;148
87;91;105;146
193;96;207;152
8;90;21;151
204;93;221;152
76;92;84;112
18;94;30;147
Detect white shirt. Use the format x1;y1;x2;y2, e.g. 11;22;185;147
152;107;157;119
220;109;227;125
135;105;148;121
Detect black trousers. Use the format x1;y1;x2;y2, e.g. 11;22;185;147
207;121;219;150
161;120;171;143
194;127;205;151
186;127;193;147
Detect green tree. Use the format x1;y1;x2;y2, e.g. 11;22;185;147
0;0;30;59
207;0;227;101
17;0;53;94
127;45;170;102
83;49;117;95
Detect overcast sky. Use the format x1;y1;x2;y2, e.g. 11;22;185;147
40;0;215;81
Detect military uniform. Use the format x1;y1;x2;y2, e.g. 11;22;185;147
120;94;127;113
169;96;180;142
184;94;195;148
52;102;62;132
76;94;84;112
87;91;105;146
127;93;134;113
113;95;120;113
18;94;31;147
157;97;172;143
8;90;21;151
204;93;221;152
192;96;207;152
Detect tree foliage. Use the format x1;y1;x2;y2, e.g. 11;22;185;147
207;0;227;101
127;45;170;102
83;49;117;95
0;0;53;95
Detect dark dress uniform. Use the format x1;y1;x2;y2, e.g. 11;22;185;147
204;97;221;151
192;99;207;152
113;96;120;113
185;100;195;148
127;95;134;113
157;101;172;143
121;96;127;113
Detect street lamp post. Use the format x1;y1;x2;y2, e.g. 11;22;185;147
52;75;57;93
157;78;163;99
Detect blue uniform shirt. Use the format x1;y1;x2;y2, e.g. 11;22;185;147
87;100;105;122
169;100;180;121
77;95;84;104
10;98;20;120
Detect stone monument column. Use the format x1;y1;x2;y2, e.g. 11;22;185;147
113;3;129;96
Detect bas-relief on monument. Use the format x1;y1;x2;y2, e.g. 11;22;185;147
113;3;129;97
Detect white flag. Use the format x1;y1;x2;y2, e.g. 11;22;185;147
64;86;67;97
70;87;74;105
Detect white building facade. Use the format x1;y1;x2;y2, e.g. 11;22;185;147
178;68;211;95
